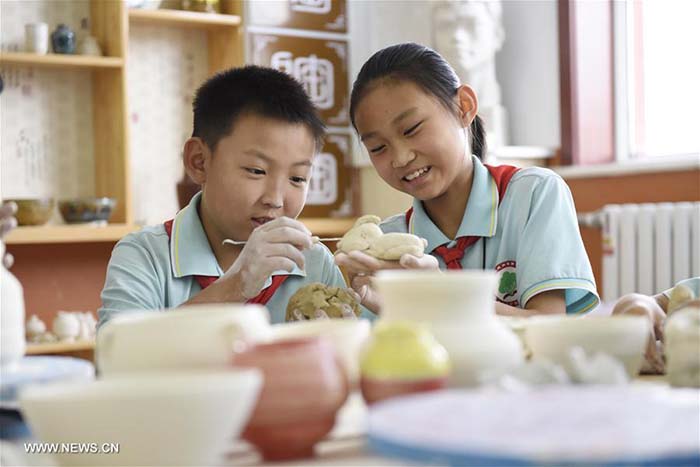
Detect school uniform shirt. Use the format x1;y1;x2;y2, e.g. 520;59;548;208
380;155;600;314
98;192;374;328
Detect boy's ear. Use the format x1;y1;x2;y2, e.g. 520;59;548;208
183;137;210;185
455;84;479;128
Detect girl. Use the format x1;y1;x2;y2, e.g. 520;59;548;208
335;42;598;317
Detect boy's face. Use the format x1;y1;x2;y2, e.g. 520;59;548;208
196;113;315;242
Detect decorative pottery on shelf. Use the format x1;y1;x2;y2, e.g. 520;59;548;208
360;321;450;405
373;270;523;387
232;336;349;461
51;24;76;54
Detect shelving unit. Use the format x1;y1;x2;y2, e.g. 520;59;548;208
5;224;137;245
128;8;242;29
0;52;123;69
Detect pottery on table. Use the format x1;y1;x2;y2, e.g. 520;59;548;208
360;321;450;405
524;315;650;377
664;306;700;388
19;370;262;466
270;318;370;386
373;270;523;387
232;337;349;461
97;304;271;376
1;241;25;369
51;24;75;54
7;198;54;226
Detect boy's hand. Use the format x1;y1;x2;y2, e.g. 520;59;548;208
612;293;666;373
225;217;313;299
334;249;439;314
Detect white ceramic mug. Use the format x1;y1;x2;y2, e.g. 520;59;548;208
25;22;49;55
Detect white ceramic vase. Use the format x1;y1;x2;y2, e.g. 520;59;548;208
373;270;523;387
0;241;26;369
53;312;81;342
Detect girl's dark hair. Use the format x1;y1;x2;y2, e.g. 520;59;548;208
193;65;326;152
349;42;486;159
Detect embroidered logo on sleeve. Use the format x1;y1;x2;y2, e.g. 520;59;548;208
495;260;519;306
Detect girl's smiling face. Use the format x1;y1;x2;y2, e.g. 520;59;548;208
353;80;477;201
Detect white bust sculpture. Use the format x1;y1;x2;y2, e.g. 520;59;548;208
433;0;508;149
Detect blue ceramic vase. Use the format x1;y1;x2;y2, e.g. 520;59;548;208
51;24;75;54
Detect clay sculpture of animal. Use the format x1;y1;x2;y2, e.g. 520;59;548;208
336;215;426;260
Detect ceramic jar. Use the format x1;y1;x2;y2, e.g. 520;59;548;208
26;314;47;342
25;22;49;54
232;337;349;461
665;306;700;388
373;270;523;387
0;241;26;368
51;24;76;54
360;321;450;405
77;36;102;56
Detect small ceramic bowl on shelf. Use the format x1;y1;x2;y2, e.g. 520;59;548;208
58;197;116;224
6;198;54;226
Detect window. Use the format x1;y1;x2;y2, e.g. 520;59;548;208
615;0;700;160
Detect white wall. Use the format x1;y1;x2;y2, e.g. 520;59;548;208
496;0;560;148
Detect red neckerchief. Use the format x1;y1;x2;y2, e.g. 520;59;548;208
163;219;288;305
405;164;520;270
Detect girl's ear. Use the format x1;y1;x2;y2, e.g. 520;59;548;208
183;137;210;185
456;84;479;128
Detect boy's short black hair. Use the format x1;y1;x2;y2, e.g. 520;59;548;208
192;65;326;151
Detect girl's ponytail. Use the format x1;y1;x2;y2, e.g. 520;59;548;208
470;115;487;160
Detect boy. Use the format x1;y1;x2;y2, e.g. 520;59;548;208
99;66;367;327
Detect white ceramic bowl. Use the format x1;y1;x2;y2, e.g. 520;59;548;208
96;304;271;376
270;319;371;385
19;369;262;466
524;315;650;376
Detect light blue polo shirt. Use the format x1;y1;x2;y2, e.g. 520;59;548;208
98;192;374;327
380;156;599;314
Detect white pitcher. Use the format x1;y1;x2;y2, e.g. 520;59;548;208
373;269;523;387
0;241;26;369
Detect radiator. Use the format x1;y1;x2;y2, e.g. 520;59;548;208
578;202;700;302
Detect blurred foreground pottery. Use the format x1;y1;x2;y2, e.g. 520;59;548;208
374;270;523;386
524;315;649;377
232;337;348;461
270;319;370;385
0;242;25;369
19;370;262;466
360;321;450;405
97;304;270;376
7;198;54;226
665;306;700;387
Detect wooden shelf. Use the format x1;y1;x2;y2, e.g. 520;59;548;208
301;218;355;237
26;340;95;355
6;224;138;245
0;52;123;69
129;8;242;29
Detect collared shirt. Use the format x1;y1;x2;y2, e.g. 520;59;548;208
380;155;600;314
98;192;373;327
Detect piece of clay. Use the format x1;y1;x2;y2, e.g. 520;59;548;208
336;215;426;260
664;304;700;388
286;283;361;322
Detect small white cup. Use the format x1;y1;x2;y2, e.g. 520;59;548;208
25;22;49;55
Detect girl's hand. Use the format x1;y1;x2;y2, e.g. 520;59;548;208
335;250;439;314
612;293;666;373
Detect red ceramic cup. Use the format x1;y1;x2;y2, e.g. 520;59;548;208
232;336;349;461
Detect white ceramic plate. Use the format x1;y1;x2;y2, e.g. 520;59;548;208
368;386;700;466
